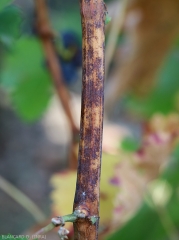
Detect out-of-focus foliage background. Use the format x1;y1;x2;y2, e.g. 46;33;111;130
1;0;179;239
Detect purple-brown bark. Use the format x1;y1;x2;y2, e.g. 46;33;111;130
73;0;106;239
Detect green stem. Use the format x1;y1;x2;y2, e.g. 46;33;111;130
34;213;78;235
63;214;77;223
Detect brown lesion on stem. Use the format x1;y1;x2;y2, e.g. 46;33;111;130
73;0;106;239
34;0;79;169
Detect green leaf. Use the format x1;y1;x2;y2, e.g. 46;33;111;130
171;144;179;159
1;37;52;121
125;48;179;117
0;6;22;48
107;203;165;240
121;137;141;152
0;0;13;11
12;73;51;121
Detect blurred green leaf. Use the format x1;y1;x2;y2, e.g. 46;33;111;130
0;0;13;11
12;73;51;121
125;48;179;117
107;203;165;240
0;6;22;48
171;144;179;159
1;37;52;121
121;137;140;152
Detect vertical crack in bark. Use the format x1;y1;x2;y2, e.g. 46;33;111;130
73;0;106;239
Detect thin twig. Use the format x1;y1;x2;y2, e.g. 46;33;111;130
34;223;55;235
73;0;106;239
34;212;85;236
35;0;79;169
0;175;46;223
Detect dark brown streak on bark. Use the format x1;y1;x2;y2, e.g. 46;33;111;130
35;0;79;169
73;0;105;239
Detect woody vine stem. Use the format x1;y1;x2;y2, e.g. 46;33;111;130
35;0;106;239
73;0;105;239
